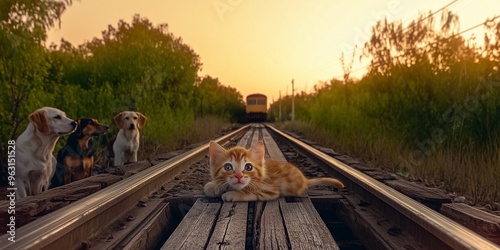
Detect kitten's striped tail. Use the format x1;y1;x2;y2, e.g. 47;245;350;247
307;178;345;189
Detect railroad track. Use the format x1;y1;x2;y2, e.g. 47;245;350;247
0;125;247;250
1;124;498;249
268;126;499;250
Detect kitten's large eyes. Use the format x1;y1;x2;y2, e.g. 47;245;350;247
223;163;233;171
244;163;253;171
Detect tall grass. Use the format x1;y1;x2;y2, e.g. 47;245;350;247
273;67;500;205
277;118;500;204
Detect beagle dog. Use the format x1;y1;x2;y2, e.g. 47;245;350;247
50;118;109;188
15;107;77;199
111;111;147;166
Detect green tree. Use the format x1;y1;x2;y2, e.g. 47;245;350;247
196;75;245;122
0;0;73;184
0;0;73;134
83;15;202;110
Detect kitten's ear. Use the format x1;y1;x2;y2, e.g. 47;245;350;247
250;140;265;162
209;141;226;167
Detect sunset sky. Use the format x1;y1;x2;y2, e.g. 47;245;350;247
47;0;499;102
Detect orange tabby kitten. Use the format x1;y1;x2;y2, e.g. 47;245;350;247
204;140;345;201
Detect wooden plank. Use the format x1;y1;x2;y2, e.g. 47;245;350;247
250;124;262;147
261;128;287;162
441;203;500;245
350;163;376;171
90;198;168;249
338;194;427;249
258;199;289;249
162;199;221;250
0;174;123;232
237;126;255;147
115;160;153;177
279;198;340;250
122;201;171;250
206;202;248;250
384;180;451;210
363;171;397;181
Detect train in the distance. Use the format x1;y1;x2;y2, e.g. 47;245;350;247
246;93;267;122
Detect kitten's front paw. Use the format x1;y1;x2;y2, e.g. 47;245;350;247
221;191;239;202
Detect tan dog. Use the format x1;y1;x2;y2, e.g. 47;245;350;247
15;107;77;199
112;111;147;166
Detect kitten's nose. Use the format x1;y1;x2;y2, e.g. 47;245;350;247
235;173;243;180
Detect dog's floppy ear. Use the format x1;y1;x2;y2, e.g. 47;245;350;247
137;112;147;128
29;109;50;135
114;113;125;129
74;119;83;136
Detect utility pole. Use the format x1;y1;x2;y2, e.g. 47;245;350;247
279;91;282;122
291;79;295;122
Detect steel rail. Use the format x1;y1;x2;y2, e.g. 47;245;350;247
266;124;499;250
0;125;249;250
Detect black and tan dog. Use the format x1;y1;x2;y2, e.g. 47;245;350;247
50;118;108;188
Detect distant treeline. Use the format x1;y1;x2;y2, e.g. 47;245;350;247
271;12;500;203
0;1;245;182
